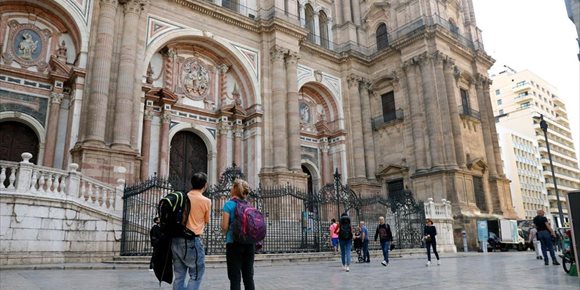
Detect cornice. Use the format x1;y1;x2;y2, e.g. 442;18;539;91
171;0;260;33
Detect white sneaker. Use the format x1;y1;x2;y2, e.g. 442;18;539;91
381;261;387;266
346;266;350;272
437;260;441;266
342;265;346;270
426;261;431;267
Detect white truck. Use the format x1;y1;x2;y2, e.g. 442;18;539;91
487;219;528;251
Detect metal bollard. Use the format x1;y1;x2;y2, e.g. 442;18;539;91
462;230;468;252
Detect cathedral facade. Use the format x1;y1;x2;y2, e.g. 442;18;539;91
0;0;516;246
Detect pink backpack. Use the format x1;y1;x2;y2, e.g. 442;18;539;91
231;199;267;244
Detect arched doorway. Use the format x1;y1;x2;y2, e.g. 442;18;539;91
169;131;208;191
0;121;39;163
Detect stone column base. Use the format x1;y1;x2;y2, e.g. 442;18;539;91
259;170;308;190
70;144;141;185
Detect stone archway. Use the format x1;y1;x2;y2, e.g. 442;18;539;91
169;131;208;192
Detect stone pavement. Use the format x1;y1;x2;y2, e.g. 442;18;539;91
0;252;578;290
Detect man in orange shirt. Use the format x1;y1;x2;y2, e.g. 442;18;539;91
171;172;211;290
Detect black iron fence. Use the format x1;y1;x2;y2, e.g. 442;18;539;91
120;166;425;256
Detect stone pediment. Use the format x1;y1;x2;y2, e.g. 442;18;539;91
146;87;178;105
376;164;408;178
48;56;71;80
467;158;488;173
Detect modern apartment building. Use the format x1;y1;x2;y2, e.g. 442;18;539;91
491;69;580;226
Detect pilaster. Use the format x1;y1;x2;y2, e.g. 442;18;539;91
359;79;376;180
44;92;64;167
158;109;171;177
286;51;301;171
432;52;457;168
271;46;288;171
443;59;466;168
419;53;445;169
402;58;427;171
140;107;153;180
346;74;366;180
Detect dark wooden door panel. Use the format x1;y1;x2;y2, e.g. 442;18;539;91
0;121;38;163
169;131;208;191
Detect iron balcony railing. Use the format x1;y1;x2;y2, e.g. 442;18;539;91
458;105;481;120
372;109;404;130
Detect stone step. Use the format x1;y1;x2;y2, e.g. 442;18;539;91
104;248;426;266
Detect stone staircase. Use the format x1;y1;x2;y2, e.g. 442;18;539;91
103;248;426;269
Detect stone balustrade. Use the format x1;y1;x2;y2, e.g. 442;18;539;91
424;198;457;253
0;153;124;265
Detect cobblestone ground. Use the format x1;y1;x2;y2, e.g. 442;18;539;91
1;252;578;290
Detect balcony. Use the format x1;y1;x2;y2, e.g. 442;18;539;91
458;105;481;120
514;92;532;103
372;109;404;130
512;81;532;93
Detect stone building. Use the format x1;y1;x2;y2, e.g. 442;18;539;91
0;0;516;247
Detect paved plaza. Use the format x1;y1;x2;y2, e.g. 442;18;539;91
0;252;578;290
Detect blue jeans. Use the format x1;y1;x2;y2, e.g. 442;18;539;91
380;240;390;263
171;237;205;290
339;239;352;266
537;230;557;262
362;240;370;262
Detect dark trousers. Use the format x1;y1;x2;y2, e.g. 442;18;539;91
537;230;557;262
426;240;439;261
362;240;370;262
226;242;255;290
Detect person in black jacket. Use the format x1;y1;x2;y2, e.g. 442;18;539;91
374;216;393;266
423;219;440;266
149;217;162;270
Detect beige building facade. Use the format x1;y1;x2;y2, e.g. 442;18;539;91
0;0;516;247
491;69;580;227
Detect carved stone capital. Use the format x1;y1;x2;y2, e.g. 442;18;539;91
285;51;300;65
161;111;171;123
270;46;287;62
143;108;154;120
50;92;64;104
431;51;445;65
347;74;362;88
218;64;229;74
122;0;144;14
100;0;119;8
475;73;491;88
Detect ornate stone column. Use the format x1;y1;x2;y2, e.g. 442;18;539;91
443;60;466;168
84;0;118;145
419;53;444;169
320;138;330;185
286;51;301;171
432;52;456;167
271;46;288;171
483;83;505;176
475;74;497;177
359;79;376;180
140;107;153;180
402;59;427;171
43;92;64;167
218;64;229;105
217;117;230;175
112;0;142;149
158;110;171;177
347;74;366;179
313;11;321;44
233;120;243;167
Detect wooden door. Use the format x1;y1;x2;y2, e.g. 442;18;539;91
169;131;208;191
0;121;38;163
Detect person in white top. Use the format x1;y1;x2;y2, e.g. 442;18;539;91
528;225;542;260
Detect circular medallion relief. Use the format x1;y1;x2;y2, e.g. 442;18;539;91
13;29;42;62
181;58;210;100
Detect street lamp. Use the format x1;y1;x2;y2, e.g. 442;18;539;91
334;168;341;218
534;114;565;227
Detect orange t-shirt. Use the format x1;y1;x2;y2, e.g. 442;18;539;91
186;190;211;235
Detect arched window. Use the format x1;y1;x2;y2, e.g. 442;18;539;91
319;11;329;49
305;4;315;42
376;23;389;51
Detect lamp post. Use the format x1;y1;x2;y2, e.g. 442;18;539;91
334;168;341;218
535;114;565;227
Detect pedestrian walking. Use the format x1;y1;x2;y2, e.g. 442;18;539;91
424;219;440;266
528;225;542;260
221;179;256;290
171;172;211;290
533;209;560;266
374;216;393;266
149;216;162;271
359;221;370;263
335;213;353;272
329;218;339;254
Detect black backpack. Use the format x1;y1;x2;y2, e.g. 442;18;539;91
338;217;353;240
157;191;190;238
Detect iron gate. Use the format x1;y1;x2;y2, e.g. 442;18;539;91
120;167;426;256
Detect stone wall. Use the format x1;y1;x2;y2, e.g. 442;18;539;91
0;194;121;265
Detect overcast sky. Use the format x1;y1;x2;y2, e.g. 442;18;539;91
472;0;580;159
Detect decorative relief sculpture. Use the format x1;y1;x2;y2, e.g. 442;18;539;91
5;21;50;69
17;31;39;60
180;57;209;100
300;102;311;124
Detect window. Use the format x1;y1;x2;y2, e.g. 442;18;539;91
517;91;528;97
460;89;470;113
376;23;389;50
516;80;526;87
305;4;315;42
473;176;487;211
521;101;530;109
499;109;504;115
497;99;502;105
495;89;500;95
319;11;329;49
387;179;404;195
381;91;396;122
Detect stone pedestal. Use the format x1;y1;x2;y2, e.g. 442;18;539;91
259;171;308;190
70;144;140;185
